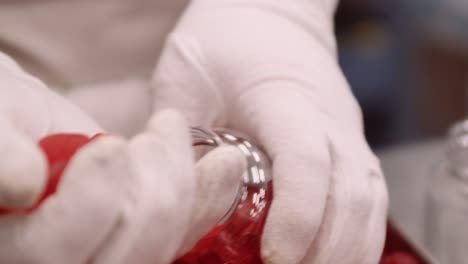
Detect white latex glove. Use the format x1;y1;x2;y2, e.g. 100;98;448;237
152;1;389;263
0;53;246;263
0;52;102;208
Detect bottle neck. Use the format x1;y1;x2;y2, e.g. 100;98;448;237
190;127;272;224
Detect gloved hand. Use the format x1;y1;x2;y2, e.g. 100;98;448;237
152;1;389;263
0;53;246;264
0;52;102;208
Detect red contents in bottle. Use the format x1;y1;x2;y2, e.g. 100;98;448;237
0;133;100;215
380;252;420;264
174;183;273;264
380;223;428;264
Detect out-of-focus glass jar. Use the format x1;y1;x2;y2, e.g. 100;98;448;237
425;120;468;263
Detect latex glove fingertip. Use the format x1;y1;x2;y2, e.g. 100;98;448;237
146;109;187;135
71;136;127;167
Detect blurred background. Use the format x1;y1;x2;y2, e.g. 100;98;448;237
335;1;468;260
334;0;468;149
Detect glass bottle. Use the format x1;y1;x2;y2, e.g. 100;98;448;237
173;128;273;264
425;120;468;263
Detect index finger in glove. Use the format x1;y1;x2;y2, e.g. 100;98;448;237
229;84;333;264
90;109;196;264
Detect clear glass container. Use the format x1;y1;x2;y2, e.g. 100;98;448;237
173;128;273;264
425;120;468;263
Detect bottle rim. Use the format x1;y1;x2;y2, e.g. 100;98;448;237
190;127;272;224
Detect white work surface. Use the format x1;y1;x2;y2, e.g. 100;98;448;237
377;139;445;255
